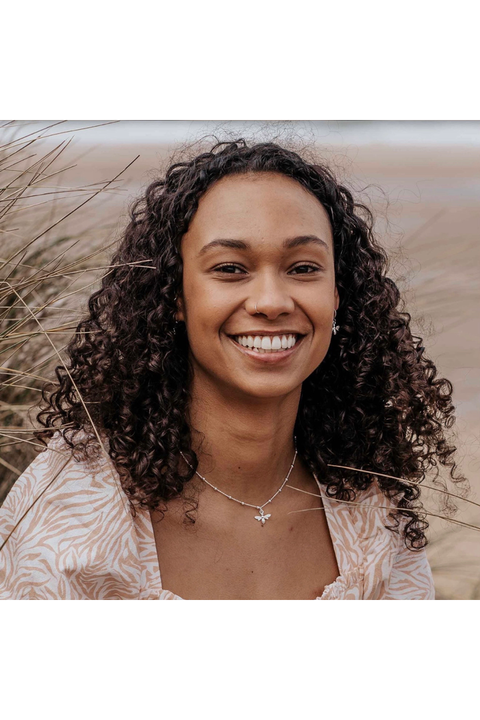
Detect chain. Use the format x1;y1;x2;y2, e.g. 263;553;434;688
179;437;298;525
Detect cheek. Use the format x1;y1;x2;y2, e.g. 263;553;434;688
183;281;227;346
183;272;236;328
310;307;335;356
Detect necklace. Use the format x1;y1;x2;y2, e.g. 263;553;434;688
179;437;298;526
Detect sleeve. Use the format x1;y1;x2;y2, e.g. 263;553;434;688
0;433;141;600
0;436;74;599
383;539;436;600
354;478;436;600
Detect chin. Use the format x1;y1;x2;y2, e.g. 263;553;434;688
227;378;302;401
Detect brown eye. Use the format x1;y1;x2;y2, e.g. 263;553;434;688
214;264;246;274
290;264;321;274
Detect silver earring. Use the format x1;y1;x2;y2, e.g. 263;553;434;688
332;310;340;335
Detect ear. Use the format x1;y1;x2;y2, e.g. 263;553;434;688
334;286;339;311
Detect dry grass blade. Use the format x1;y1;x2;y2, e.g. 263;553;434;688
0;122;67;152
0;365;52;384
327;463;479;510
0;233;126;329
0;305;79;309
285;485;480;534
0;339;30;361
403;210;446;247
0;155;139;273
1;344;69;390
1;138;71;194
0;140;73;226
0;122;119;155
0;427;71;437
0;138;38;169
5;261;156;292
1;427;63;433
0;383;42;393
1;153;37;172
0;456;22;475
0;268;112;330
2;328;83;340
2;280;108;456
0;187;123;202
0;454;74;553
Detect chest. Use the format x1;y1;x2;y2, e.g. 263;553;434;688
150;493;340;600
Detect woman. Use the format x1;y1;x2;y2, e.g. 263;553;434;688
0;140;464;599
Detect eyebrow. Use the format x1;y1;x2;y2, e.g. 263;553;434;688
198;235;331;256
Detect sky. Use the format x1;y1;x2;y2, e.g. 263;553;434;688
6;120;480;147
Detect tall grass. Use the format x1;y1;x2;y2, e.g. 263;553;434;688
0;120;136;501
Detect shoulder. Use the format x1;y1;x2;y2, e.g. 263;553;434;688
346;476;403;541
0;432;140;599
1;431;126;538
347;478;435;599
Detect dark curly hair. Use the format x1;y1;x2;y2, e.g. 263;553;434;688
34;139;468;550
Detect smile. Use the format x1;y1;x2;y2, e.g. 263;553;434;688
227;333;305;362
233;333;298;352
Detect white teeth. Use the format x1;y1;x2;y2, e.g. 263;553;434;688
233;334;299;352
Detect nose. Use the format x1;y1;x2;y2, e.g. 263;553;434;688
247;272;295;319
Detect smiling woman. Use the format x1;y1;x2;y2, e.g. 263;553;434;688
0;140;466;600
177;173;338;408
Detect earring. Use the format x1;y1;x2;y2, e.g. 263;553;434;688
332;310;340;335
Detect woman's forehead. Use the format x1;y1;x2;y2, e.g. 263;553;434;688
183;172;333;250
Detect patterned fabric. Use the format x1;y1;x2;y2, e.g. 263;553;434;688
0;433;435;600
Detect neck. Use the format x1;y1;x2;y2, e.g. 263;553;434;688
185;377;304;506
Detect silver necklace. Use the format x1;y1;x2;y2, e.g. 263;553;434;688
179;437;298;526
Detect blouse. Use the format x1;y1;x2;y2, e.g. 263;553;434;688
0;432;436;600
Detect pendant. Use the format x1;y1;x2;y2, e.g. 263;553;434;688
254;507;272;526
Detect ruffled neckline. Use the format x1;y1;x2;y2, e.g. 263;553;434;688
149;567;365;601
316;566;365;600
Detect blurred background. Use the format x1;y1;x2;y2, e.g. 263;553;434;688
1;120;479;598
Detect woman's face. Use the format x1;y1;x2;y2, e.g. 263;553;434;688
177;172;339;401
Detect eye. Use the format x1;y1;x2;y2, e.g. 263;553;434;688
289;264;322;274
213;263;246;275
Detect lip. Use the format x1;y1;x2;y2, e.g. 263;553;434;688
226;334;306;364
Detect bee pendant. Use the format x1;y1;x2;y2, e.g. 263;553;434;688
254;507;272;526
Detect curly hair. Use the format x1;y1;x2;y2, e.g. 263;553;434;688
34;139;468;550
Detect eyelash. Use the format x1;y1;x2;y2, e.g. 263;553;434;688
213;263;322;275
